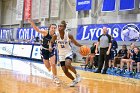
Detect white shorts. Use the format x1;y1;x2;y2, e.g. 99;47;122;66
58;52;73;61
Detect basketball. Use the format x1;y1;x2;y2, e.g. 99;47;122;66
79;45;90;56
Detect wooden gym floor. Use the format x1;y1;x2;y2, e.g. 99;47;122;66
0;56;140;93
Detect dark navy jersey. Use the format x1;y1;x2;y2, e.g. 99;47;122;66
130;49;134;58
132;52;140;62
90;45;96;53
42;32;52;48
118;49;128;58
111;39;118;50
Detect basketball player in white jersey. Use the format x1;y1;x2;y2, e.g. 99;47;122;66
50;21;83;87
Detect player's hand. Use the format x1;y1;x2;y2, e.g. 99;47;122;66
106;50;110;55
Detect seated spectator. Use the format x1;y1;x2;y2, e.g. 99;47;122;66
120;43;135;72
85;42;96;69
114;45;128;67
130;47;140;77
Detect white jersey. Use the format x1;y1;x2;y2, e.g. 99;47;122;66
56;31;73;61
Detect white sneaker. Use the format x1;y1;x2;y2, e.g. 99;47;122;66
69;80;78;87
75;73;81;83
53;77;60;84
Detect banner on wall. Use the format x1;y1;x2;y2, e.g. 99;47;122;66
119;0;135;11
12;44;32;58
24;0;32;20
102;0;116;12
40;0;50;18
16;27;47;40
16;0;24;20
0;28;14;40
50;0;60;18
32;0;40;19
76;23;140;41
0;44;14;55
76;0;92;11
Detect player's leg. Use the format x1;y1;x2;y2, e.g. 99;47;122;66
43;59;51;71
50;55;60;84
89;54;94;68
130;60;135;71
126;59;131;71
137;62;140;72
85;55;90;65
41;49;51;71
60;61;75;80
120;59;126;70
65;56;81;83
109;60;112;68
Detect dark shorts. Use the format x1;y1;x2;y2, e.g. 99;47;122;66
133;59;140;63
40;48;57;60
109;50;117;60
40;49;49;60
60;56;73;67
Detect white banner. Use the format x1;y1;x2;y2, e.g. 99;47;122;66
32;0;40;19
16;0;24;20
0;44;14;55
13;44;32;58
40;0;50;18
50;0;60;18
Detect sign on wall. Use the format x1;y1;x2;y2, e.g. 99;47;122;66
24;0;32;20
12;44;32;58
0;28;13;40
76;23;140;41
40;0;50;18
76;0;92;11
0;44;14;55
50;0;60;18
16;0;24;20
32;0;40;19
16;27;47;40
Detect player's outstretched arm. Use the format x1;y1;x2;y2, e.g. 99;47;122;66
69;34;82;47
28;19;48;35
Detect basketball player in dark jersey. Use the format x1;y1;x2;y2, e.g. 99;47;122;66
28;20;60;84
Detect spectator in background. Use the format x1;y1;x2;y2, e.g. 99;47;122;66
85;42;97;69
130;47;140;78
114;45;128;67
109;36;118;68
114;45;129;75
106;36;118;74
120;43;135;73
